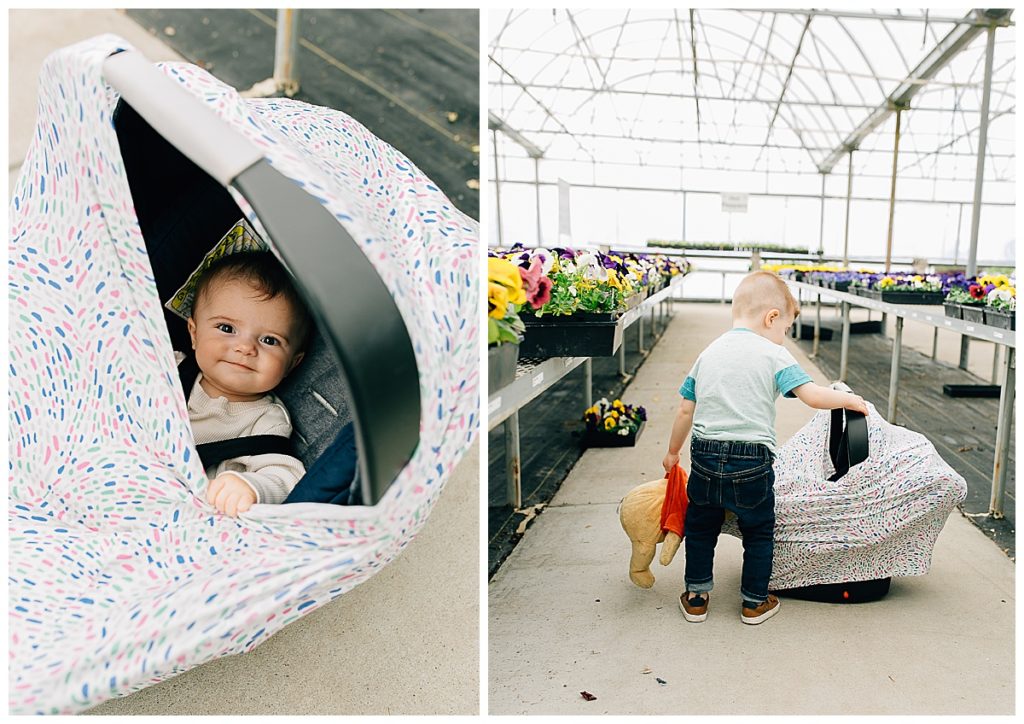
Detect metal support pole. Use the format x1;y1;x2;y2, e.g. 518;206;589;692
991;344;1001;384
721;272;726;304
843;149;854;267
638;315;646;354
583;358;593;410
884;107;902;273
967;24;997;279
795;288;803;339
618;338;629;380
534;156;543;245
505;413;521;509
887;316;904;423
493;129;504;248
931;327;939;360
681;190;687;242
273;9;301;96
818;172;826;255
839;302;851;381
959;336;971;371
812;292;821;358
989;347;1014;518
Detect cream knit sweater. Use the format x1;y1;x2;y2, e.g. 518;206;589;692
187;374;305;505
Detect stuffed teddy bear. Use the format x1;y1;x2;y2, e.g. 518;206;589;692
617;475;683;589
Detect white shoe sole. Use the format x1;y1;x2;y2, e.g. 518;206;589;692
741;600;780;625
679;596;709;622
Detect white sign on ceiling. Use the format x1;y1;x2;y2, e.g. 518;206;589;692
721;192;749;213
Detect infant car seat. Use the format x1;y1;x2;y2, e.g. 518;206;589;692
723;383;966;600
8;35;478;714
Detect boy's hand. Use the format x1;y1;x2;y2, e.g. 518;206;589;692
207;473;257;517
844;393;869;416
662;452;680;474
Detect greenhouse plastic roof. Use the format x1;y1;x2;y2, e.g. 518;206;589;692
489;9;1015;191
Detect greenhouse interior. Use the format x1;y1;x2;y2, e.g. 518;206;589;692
487;9;1015;713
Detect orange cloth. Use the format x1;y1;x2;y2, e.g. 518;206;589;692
660;465;689;538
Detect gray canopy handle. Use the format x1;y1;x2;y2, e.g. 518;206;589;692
102;49;422;505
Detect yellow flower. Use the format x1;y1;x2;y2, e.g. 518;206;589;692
612;399;624;410
608;410;619;419
878;277;895;289
488;257;527;305
606;268;623;290
604;417;617;431
488;281;509;319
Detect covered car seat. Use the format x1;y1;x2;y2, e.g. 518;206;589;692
723;400;967;591
9;35;478;714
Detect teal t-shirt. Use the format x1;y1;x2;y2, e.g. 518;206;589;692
679;328;812;452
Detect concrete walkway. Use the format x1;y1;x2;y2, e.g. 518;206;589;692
488;303;1014;715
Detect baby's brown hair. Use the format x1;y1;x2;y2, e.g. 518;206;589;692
732;270;801;321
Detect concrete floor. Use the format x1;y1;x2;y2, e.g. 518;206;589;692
488;303;1014;715
11;10;480;715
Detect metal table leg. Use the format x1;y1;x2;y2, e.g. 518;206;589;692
505;412;521;509
931;327;939;360
991;344;1001;384
887;316;903;423
839;302;851;382
583;357;593;409
989;347;1015;519
795;287;803;339
618;338;629;381
812;292;821;358
959;336;971;370
638;315;646;354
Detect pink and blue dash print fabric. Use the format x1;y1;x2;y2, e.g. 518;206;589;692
722;403;968;589
9;35;478;714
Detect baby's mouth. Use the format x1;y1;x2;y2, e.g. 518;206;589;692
225;361;254;371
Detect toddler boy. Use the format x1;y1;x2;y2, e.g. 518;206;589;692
663;270;868;624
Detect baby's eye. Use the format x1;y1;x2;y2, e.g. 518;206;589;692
260;336;280;346
217;323;234;334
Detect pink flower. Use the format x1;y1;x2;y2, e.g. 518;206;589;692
519;260;553;309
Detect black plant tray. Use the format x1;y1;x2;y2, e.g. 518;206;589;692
830;280;853;292
961;305;987;324
860;289;944;305
582;421;645;448
520;315;623;357
795;325;833;341
985;308;1015;330
488;341;520;396
943;384;1002;398
526;309;622;323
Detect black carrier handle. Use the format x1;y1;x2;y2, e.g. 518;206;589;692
827;382;868;481
102;49;421;506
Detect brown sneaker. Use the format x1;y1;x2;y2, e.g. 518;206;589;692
679;591;709;622
741;594;780;625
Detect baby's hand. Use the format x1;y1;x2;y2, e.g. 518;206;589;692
207;473;257;517
844;393;869;416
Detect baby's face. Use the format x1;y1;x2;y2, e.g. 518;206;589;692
188;277;304;402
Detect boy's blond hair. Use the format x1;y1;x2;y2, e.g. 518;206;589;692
732;270;801;321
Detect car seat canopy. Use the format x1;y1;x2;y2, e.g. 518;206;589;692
9;34;478;714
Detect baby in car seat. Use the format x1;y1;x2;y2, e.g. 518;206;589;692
184;251;311;516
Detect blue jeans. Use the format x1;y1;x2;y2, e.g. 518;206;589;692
684;437;776;605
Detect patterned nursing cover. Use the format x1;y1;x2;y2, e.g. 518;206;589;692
9;35;478;714
723;403;968;589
